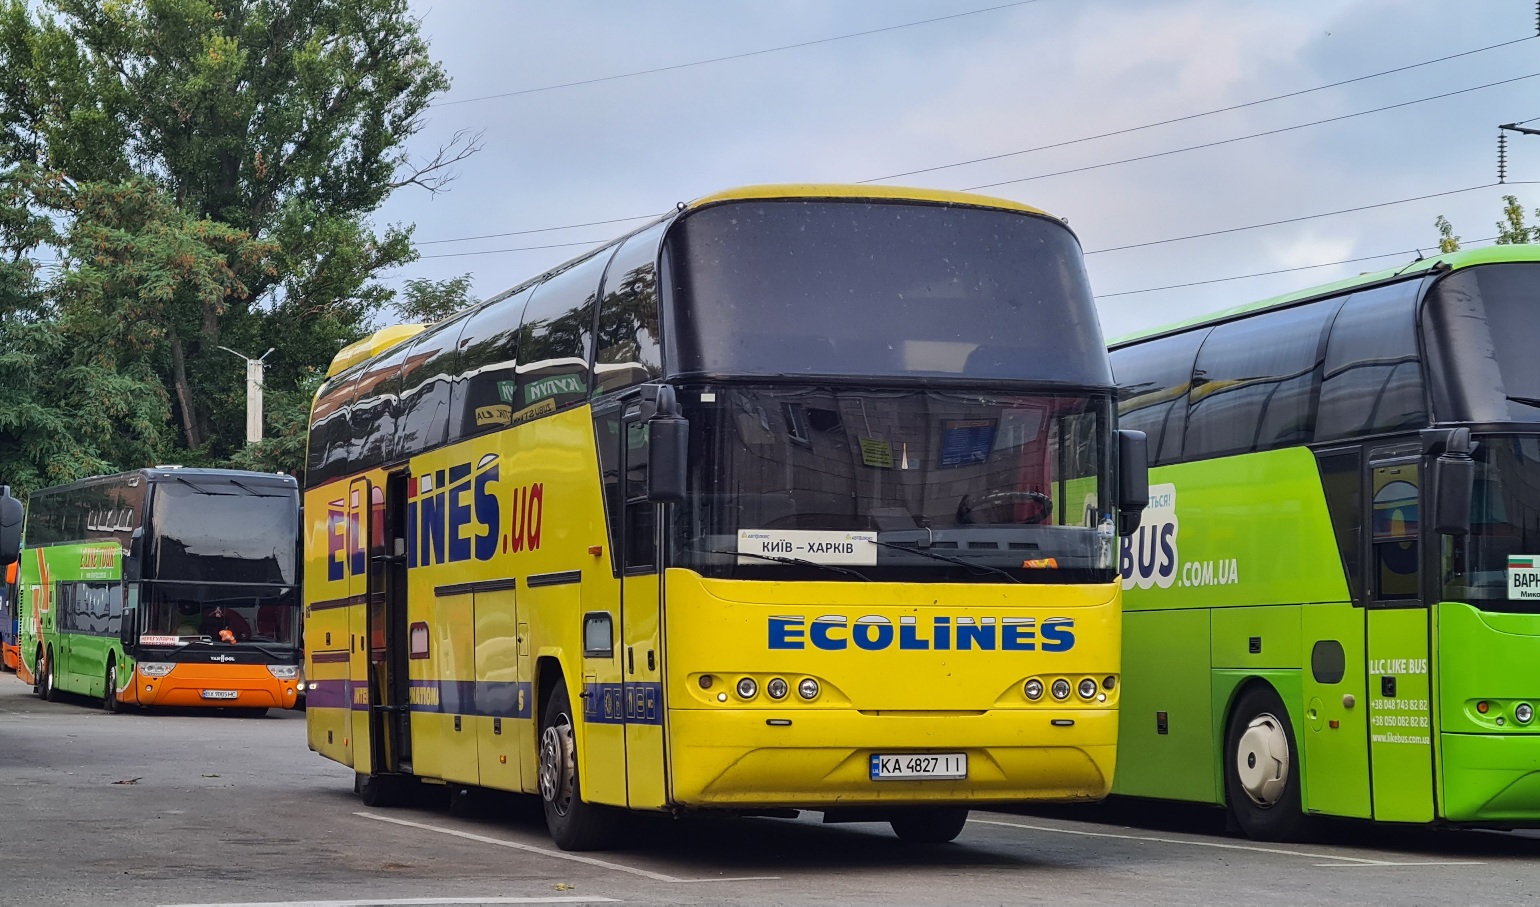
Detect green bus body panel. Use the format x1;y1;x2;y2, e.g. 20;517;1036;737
1113;609;1216;802
18;541;131;698
1299;602;1370;818
1365;607;1435;822
1436;602;1540;821
1211;606;1298;669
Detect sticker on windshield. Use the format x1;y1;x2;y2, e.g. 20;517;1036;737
1508;555;1540;599
738;529;878;566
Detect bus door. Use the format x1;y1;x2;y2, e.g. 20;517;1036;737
360;474;412;776
346;479;372;772
620;410;666;808
1364;449;1435;822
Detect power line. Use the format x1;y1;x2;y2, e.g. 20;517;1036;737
433;0;1047;108
963;71;1540;192
416;214;663;246
865;36;1534;184
418;238;609;260
1095;236;1503;299
415;61;1540;249
1083;182;1539;255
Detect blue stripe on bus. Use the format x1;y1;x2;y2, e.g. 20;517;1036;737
407;679;534;719
583;682;663;726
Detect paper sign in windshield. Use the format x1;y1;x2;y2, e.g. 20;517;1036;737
738;529;878;566
1509;555;1540;599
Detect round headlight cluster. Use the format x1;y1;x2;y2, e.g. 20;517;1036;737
767;678;789;700
1051;679;1071;701
798;678;820;700
1518;703;1534;724
1078;678;1098;700
736;677;757;699
1024;678;1044;701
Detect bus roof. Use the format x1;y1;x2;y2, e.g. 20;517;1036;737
325;323;427;378
1107;244;1540;348
686;184;1051;217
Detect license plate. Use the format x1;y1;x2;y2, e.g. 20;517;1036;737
870;753;968;781
201;690;239;700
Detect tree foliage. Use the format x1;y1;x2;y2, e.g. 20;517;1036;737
0;0;466;490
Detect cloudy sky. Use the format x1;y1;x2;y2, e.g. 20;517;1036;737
377;0;1539;338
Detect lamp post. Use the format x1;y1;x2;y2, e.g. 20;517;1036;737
218;346;275;445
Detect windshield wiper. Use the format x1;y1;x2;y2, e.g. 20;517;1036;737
1508;395;1540;408
870;538;1022;584
173;475;237;496
705;547;871;581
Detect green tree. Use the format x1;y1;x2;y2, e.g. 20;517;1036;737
395;273;475;324
1495;194;1540;245
1434;215;1460;254
0;0;473;472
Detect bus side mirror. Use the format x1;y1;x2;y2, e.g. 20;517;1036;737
1433;454;1474;536
648;416;689;504
1116;429;1150;537
0;489;21;566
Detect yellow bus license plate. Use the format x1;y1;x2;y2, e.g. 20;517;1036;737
870;753;967;780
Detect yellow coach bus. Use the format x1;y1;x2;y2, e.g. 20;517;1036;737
304;184;1148;850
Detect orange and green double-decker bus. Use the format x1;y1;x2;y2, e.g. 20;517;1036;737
18;468;302;715
1109;244;1540;839
305;184;1149;850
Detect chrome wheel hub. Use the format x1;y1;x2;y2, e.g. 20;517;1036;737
538;716;575;816
1235;712;1290;807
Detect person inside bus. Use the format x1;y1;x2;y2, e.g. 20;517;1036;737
201;605;251;643
174;601;203;636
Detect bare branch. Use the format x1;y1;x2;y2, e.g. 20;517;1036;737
388;127;485;195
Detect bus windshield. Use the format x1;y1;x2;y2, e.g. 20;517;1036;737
1447;434;1540;614
663;200;1110;386
670;386;1115;583
141;480;299;647
1424;262;1540;422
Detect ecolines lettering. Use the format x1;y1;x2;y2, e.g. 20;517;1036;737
769;615;1075;652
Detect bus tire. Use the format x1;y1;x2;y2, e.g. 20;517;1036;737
103;660;121;713
41;648;59;702
890;807;969;844
538;682;620;851
1224;684;1308;842
356;772;409;808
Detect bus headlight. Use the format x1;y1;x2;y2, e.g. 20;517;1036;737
766;678;788;700
1518;703;1534;725
736;677;758;699
267;665;299;679
1024;679;1044;700
1051;679;1071;701
139;663;174;677
798;678;819;700
1078;678;1098;700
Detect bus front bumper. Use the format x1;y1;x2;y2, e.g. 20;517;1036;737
134;664;299;710
667;707;1115;808
1440;732;1540;824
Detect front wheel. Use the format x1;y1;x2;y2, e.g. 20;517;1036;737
890;807;969;843
1224;685;1308;841
356;772;410;808
103;661;120;713
538;682;621;851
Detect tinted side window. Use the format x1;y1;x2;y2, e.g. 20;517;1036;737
350;345;409;470
307;373;358;487
1316;283;1425;442
395;318;466;459
1112;329;1208;467
517;249;617;414
449;286;534;443
1184;300;1337;460
595;223;666;396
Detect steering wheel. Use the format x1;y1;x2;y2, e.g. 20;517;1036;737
956;490;1054;525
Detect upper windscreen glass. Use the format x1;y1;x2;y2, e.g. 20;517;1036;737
149;479;298;586
663;199;1111;386
1423;262;1540;422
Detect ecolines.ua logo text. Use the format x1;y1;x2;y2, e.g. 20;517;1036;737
768;615;1075;652
326;453;545;580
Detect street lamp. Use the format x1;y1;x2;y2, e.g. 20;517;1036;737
218;346;275;445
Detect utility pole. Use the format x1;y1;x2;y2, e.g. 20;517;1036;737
218;346;275;445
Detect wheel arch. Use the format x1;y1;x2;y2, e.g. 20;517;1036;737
1213;670;1310;808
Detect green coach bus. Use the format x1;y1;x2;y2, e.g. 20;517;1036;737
1109;244;1540;839
18;468;303;714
